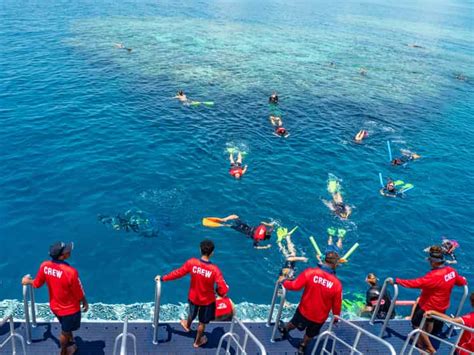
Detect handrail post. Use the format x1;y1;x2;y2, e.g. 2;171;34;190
266;280;280;327
22;281;32;345
379;283;398;337
152;279;161;345
0;314;27;355
270;285;286;342
120;317;128;355
29;284;37;326
370;278;390;325
216;317;267;355
312;315;396;355
225;317;236;354
9;316;17;355
408;315;427;355
369;277;398;337
448;284;469;338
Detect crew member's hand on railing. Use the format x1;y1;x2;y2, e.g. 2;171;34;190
21;274;33;286
82;297;89;312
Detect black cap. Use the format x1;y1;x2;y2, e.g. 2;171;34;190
49;241;74;259
427;247;445;263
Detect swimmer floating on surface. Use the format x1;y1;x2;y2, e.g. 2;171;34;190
316;227;347;264
354;130;368;143
379;175;414;198
174;90;188;103
269;115;290;138
323;176;352;220
174;90;214;106
277;226;308;279
203;214;274;249
114;43;132;52
391;150;421;166
98;208;158;237
424;238;460;265
269;91;279;104
228;150;248;179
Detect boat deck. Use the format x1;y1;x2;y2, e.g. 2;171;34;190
0;319;456;354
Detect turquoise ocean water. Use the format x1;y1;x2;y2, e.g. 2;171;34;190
0;0;473;321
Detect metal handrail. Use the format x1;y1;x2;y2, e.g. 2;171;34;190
216;316;267;355
369;277;398;337
152;279;161;345
22;275;37;345
448;284;469;337
265;280;287;342
312;315;396;355
113;317;137;355
400;313;473;355
0;313;27;355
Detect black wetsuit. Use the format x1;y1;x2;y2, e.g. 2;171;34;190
366;285;394;319
230;219;254;237
269;95;279;104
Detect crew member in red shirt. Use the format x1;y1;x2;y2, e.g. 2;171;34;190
394;245;467;353
278;251;343;355
425;292;474;355
22;242;88;355
156;240;229;348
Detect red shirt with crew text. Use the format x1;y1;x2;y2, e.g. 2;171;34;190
283;266;342;323
162;258;229;306
396;266;466;313
32;260;85;316
458;312;474;355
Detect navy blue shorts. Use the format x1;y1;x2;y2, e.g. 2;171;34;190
290;308;324;338
56;311;81;333
188;301;216;324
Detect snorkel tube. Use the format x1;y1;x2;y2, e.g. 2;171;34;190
387;140;393;162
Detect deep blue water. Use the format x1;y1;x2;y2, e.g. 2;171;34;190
0;0;473;320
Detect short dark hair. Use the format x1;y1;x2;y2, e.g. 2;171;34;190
325;251;339;266
200;239;215;256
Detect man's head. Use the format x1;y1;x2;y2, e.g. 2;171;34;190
200;239;215;257
366;273;378;286
49;241;73;261
427;245;445;267
324;251;340;269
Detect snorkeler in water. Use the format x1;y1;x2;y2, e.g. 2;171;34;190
98;214;139;232
354;130;368;143
174;90;188;103
424;238;460;264
114;43;132;52
269;115;290;138
323;179;352;220
269;92;279;104
316;227;346;264
277;226;308;279
380;179;398;197
229;151;248;179
391;150;421;166
208;214;274;249
359;67;367;76
98;209;158;237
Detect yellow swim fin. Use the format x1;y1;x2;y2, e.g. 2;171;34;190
202;217;224;228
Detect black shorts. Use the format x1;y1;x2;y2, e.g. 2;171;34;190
56;311;81;333
411;305;434;328
188;301;216;324
290;308;324;338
